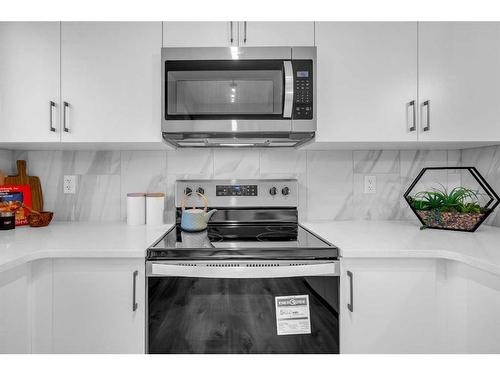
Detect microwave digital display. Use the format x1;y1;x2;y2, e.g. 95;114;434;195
297;71;309;78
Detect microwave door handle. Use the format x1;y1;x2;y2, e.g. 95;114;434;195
283;61;294;119
149;262;339;278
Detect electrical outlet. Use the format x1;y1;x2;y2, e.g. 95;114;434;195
364;175;377;194
63;175;77;194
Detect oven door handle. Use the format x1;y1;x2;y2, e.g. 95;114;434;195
148;262;338;278
283;60;294;119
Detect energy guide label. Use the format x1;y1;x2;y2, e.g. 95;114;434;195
275;295;311;335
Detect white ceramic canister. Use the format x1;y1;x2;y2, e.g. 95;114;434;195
146;193;165;226
126;193;146;225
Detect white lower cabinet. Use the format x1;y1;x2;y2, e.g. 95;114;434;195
51;259;145;353
0;264;31;353
440;260;500;353
0;258;145;354
340;258;439;353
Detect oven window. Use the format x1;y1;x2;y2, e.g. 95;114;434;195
148;276;339;354
164;60;286;119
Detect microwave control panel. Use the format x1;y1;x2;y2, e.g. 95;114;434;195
292;60;313;120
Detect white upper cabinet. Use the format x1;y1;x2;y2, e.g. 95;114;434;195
0;22;60;142
238;22;314;46
162;22;314;48
163;22;236;47
418;22;500;142
61;22;162;143
315;22;418;143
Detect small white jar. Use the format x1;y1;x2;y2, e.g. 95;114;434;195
146;193;165;226
126;193;146;226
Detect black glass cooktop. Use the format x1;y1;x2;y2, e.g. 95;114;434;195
147;223;338;261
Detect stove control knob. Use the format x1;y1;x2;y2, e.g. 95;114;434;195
196;187;205;195
184;187;192;195
269;187;277;196
281;187;290;196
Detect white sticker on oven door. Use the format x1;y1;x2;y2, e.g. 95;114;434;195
275;295;311;335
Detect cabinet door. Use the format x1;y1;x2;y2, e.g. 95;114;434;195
60;22;162;142
340;259;438;353
419;22;500;142
239;22;314;46
0;264;30;353
163;22;235;47
52;259;145;353
0;22;60;142
315;22;418;142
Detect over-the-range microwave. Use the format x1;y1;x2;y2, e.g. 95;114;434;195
161;47;316;148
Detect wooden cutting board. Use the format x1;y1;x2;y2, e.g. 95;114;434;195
5;160;44;212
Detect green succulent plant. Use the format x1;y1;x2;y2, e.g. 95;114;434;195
408;185;485;214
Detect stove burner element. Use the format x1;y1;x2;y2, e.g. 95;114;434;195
256;231;297;242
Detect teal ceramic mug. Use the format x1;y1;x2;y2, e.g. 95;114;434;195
180;192;217;232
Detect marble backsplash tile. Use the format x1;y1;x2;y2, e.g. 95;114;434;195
306;151;354;221
4;147;483;224
0;150;13;175
461;146;500;226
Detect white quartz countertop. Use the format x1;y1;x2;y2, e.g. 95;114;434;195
301;220;500;276
0;222;172;273
2;220;500;276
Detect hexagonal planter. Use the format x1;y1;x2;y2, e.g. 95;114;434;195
403;167;500;232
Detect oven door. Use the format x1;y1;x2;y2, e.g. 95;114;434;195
146;260;339;354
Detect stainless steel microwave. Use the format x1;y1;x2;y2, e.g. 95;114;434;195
161;47;316;148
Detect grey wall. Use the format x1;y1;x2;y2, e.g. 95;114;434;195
2;148;469;224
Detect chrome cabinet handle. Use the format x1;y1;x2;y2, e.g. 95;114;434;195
230;21;234;44
243;21;247;44
132;270;138;312
407;100;416;132
49;101;56;132
421;100;430;132
63;101;69;132
347;270;353;312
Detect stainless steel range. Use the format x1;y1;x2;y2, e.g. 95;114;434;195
146;179;339;354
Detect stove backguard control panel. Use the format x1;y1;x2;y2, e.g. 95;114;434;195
216;185;258;196
176;179;298;208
